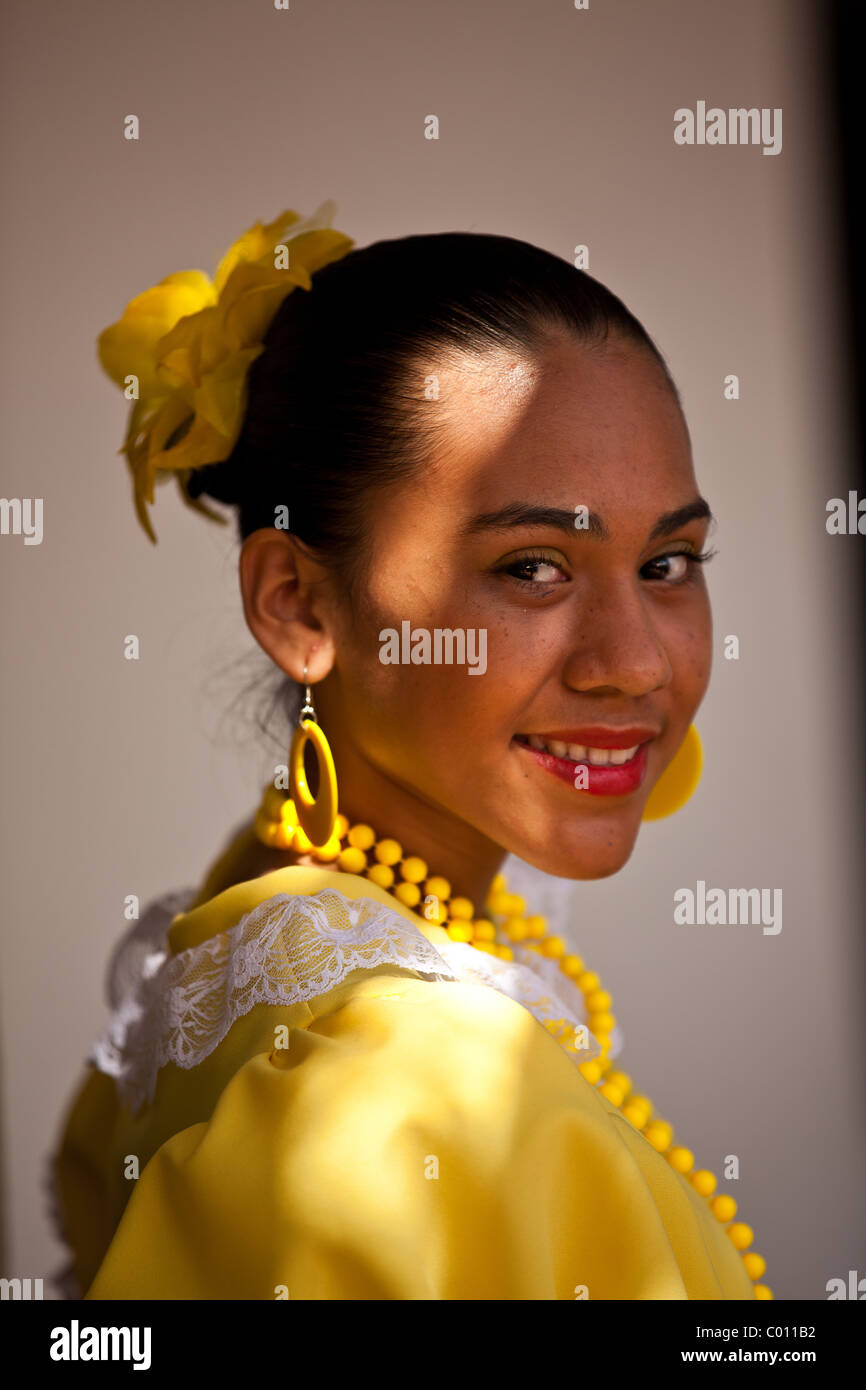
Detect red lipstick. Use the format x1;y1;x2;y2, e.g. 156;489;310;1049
529;727;658;749
513;729;656;796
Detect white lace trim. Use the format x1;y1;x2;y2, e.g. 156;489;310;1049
88;885;612;1115
438;939;623;1060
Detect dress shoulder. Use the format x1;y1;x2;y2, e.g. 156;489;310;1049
82;970;754;1300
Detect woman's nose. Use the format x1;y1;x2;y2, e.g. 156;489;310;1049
561;579;673;698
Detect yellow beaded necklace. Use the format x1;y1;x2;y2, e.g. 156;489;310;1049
255;783;772;1300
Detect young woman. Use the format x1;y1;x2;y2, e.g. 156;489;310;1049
50;203;770;1300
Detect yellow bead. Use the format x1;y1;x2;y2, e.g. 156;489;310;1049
630;1094;653;1120
641;1125;668;1153
425;897;449;924
375;838;402;866
400;856;427;883
294;828;314;852
489;874;507;895
504;916;529;941
578;1061;602;1085
541;935;566;958
690;1170;717;1197
334;813;350;838
599;1082;625;1107
577;971;601;994
255;812;278;845
280;799;299;828
589;1012;615;1035
667;1146;694;1174
485;891;512;916
524;915;547;939
473;941;497;955
472;919;496;941
448;897;474;920
337;846;367;874
497;944;514;961
562;954;585;978
347;823;376;850
606;1070;632;1098
753;1284;773;1300
262;784;286;819
727;1222;753;1251
585;989;612;1013
393;881;421;908
642;1120;673;1152
424;876;451;902
503;893;526;917
367;863;395;889
273;825;293;849
710;1195;737;1223
447;921;473;943
742;1252;766;1280
621;1101;651;1128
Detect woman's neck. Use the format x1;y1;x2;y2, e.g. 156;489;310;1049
210;803;504;913
301;703;508;905
228;762;505;910
337;794;503;908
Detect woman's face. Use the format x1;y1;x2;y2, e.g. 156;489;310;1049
296;331;712;886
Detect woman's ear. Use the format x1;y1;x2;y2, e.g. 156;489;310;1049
239;528;337;684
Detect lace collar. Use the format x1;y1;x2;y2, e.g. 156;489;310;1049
91;881;614;1115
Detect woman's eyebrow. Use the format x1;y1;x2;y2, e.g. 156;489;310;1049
648;498;713;540
460;497;712;540
460;503;605;537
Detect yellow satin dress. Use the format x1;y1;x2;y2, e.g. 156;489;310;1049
52;846;755;1301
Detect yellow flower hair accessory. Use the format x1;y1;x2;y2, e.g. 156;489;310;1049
97;201;354;542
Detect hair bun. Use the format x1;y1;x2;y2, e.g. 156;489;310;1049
184;457;240;508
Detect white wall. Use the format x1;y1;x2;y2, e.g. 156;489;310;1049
1;0;862;1299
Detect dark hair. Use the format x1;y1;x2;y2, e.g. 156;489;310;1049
189;231;681;742
188;230;680;576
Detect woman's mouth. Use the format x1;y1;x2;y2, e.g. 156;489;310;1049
513;730;655;795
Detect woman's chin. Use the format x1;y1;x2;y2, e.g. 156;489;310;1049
509;821;642;881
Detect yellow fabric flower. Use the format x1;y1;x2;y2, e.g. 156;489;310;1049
97;202;354;542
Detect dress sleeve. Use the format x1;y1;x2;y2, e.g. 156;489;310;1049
83;974;754;1300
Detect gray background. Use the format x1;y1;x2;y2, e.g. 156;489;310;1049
1;0;863;1300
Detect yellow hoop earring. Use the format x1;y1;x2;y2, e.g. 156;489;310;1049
641;724;702;821
288;668;339;847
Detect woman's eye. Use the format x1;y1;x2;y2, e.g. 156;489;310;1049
500;554;568;587
497;547;713;590
641;551;706;583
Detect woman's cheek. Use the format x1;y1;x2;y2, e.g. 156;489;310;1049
675;602;713;708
